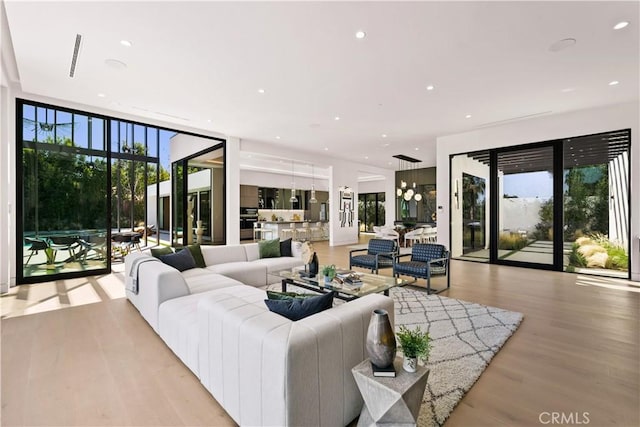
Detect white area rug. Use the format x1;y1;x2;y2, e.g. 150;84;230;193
389;287;523;426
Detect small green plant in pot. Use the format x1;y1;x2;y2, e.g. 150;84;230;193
396;325;431;372
321;264;336;285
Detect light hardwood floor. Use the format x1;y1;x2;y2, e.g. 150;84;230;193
2;238;639;427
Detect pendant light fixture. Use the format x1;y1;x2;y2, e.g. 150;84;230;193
289;160;297;203
309;164;318;203
394;155;422;202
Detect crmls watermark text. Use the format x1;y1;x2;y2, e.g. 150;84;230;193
539;412;590;425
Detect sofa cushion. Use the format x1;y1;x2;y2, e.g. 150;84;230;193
201;245;248;266
259;238;281;258
243;243;260;261
279;238;292;257
253;256;304;274
264;291;335;321
158;248;196;272
186;244;206;268
206;262;267;288
183;272;245;294
151;246;174;257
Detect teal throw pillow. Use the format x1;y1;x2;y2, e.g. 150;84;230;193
264;291;334;321
151;246;174;258
186;243;206;268
259;238;281;258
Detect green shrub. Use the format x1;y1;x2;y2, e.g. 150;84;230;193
498;233;528;250
568;243;587;268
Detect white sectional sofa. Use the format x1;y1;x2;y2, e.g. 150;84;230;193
125;242;395;426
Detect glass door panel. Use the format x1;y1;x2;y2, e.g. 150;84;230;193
450;152;490;262
497;146;554;265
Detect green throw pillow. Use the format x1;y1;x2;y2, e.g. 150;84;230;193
259;238;281;258
267;290;318;300
186;244;206;268
151;246;174;258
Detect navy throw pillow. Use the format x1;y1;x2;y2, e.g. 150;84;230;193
158;248;196;272
264;291;334;321
279;238;292;257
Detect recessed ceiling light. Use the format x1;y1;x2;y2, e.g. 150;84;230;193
120;40;132;47
549;38;577;52
355;31;366;39
561;87;576;93
609;80;620;86
613;21;629;30
388;161;393;166
275;136;281;139
383;143;390;147
381;134;387;138
364;156;369;160
247;154;252;158
414;147;419;151
334;116;340;121
465;114;472;119
426;85;435;91
324;147;329;151
97;93;106;98
258;88;265;94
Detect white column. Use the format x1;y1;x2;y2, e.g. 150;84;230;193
226;136;241;245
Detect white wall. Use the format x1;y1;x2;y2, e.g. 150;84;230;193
240;170;329;191
358;179;386;194
437;102;640;281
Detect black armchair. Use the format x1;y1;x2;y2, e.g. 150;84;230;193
349;238;397;274
393;243;450;294
25;237;49;265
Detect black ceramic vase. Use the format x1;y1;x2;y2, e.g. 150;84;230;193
366;309;397;368
309;252;319;277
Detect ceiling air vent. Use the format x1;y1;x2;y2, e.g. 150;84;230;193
69;34;82;78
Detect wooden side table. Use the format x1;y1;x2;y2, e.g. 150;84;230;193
352;357;429;426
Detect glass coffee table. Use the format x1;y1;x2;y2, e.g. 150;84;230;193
278;269;408;301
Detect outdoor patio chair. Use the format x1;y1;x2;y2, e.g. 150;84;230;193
24;237;49;265
393;243;450;294
49;235;81;262
349;238;398;274
78;234;108;262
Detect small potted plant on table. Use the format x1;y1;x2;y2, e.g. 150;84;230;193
321;264;336;286
396;325;431;372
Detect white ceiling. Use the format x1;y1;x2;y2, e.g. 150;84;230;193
4;1;639;171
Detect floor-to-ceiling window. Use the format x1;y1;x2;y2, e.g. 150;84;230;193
172;145;225;247
19;101;109;282
450;130;631;278
358;192;385;232
17;99;225;284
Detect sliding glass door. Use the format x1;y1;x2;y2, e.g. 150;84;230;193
450;130;631;278
496;145;555;267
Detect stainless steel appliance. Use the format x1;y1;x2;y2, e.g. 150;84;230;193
240;207;258;240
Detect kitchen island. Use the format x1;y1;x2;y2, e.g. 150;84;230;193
257;221;329;241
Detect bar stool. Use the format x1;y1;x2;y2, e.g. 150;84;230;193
296;222;310;241
281;223;297;240
254;222;274;241
308;222;322;241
